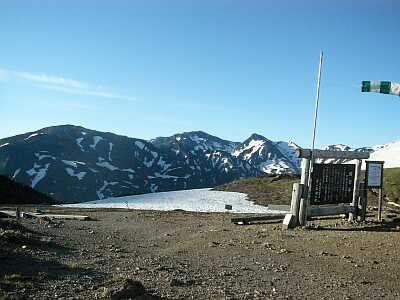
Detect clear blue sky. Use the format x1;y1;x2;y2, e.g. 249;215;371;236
0;0;399;148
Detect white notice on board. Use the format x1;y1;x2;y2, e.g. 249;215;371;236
368;163;383;187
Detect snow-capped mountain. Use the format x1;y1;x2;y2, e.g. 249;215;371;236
1;125;399;203
232;134;301;174
0;125;265;203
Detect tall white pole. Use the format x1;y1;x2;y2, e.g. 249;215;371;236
307;51;324;190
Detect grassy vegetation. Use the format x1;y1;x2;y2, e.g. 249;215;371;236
213;174;299;206
382;168;400;204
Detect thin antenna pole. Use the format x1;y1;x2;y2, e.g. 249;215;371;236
308;51;324;188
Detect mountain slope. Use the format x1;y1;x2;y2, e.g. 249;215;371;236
0;125;262;203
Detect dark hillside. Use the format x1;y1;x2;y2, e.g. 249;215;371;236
0;175;56;204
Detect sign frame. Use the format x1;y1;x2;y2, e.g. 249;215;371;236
365;161;384;189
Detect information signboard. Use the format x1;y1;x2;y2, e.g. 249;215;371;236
310;163;355;205
366;161;384;188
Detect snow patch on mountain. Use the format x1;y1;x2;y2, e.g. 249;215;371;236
12;168;21;179
35;152;56;160
108;142;114;161
135;141;145;150
233;139;265;160
24;132;42;140
97;180;119;199
90;136;104;149
62;160;86;168
65;168;86;180
96;161;119;171
76;137;85;152
26;163;50;188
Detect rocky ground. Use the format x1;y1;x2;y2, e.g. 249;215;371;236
1;206;400;299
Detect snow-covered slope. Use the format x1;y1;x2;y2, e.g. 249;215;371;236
64;188;289;214
370;141;400;168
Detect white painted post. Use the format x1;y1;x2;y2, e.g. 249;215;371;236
349;159;362;222
299;158;310;226
290;183;302;226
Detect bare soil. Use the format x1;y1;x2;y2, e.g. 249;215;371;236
1;206;400;300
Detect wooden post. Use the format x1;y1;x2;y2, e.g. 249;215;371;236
378;188;383;221
349;159;362;222
299;158;310;226
290;183;302;226
358;181;368;222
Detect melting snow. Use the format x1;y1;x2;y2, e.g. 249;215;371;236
96;161;119;171
90;136;104;149
35;153;56;160
62;160;86;168
64;188;289;214
108;142;114;161
76;137;85;152
96;181;119;199
150;183;158;193
135;141;145;150
24;133;42;140
233;140;265;159
65;168;86;180
143;158;154;168
12;168;21;179
26;163;50;188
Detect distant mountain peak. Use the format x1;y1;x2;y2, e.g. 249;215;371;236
246;133;270;142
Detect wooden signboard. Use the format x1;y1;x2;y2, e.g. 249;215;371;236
309;163;355;205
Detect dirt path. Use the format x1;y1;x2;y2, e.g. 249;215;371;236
1;207;400;299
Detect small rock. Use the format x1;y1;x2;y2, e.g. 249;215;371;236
102;278;145;299
169;278;195;287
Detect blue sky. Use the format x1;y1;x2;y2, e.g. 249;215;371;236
0;0;399;148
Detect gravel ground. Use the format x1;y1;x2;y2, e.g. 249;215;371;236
1;206;400;299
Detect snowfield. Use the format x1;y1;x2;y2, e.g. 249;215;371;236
63;188;288;214
370;141;400;168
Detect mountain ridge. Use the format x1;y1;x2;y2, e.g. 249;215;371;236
1;124;399;204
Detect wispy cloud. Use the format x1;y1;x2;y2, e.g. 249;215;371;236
0;67;135;101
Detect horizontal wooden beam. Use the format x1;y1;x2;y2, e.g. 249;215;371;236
231;214;286;224
296;148;370;160
307;205;355;217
